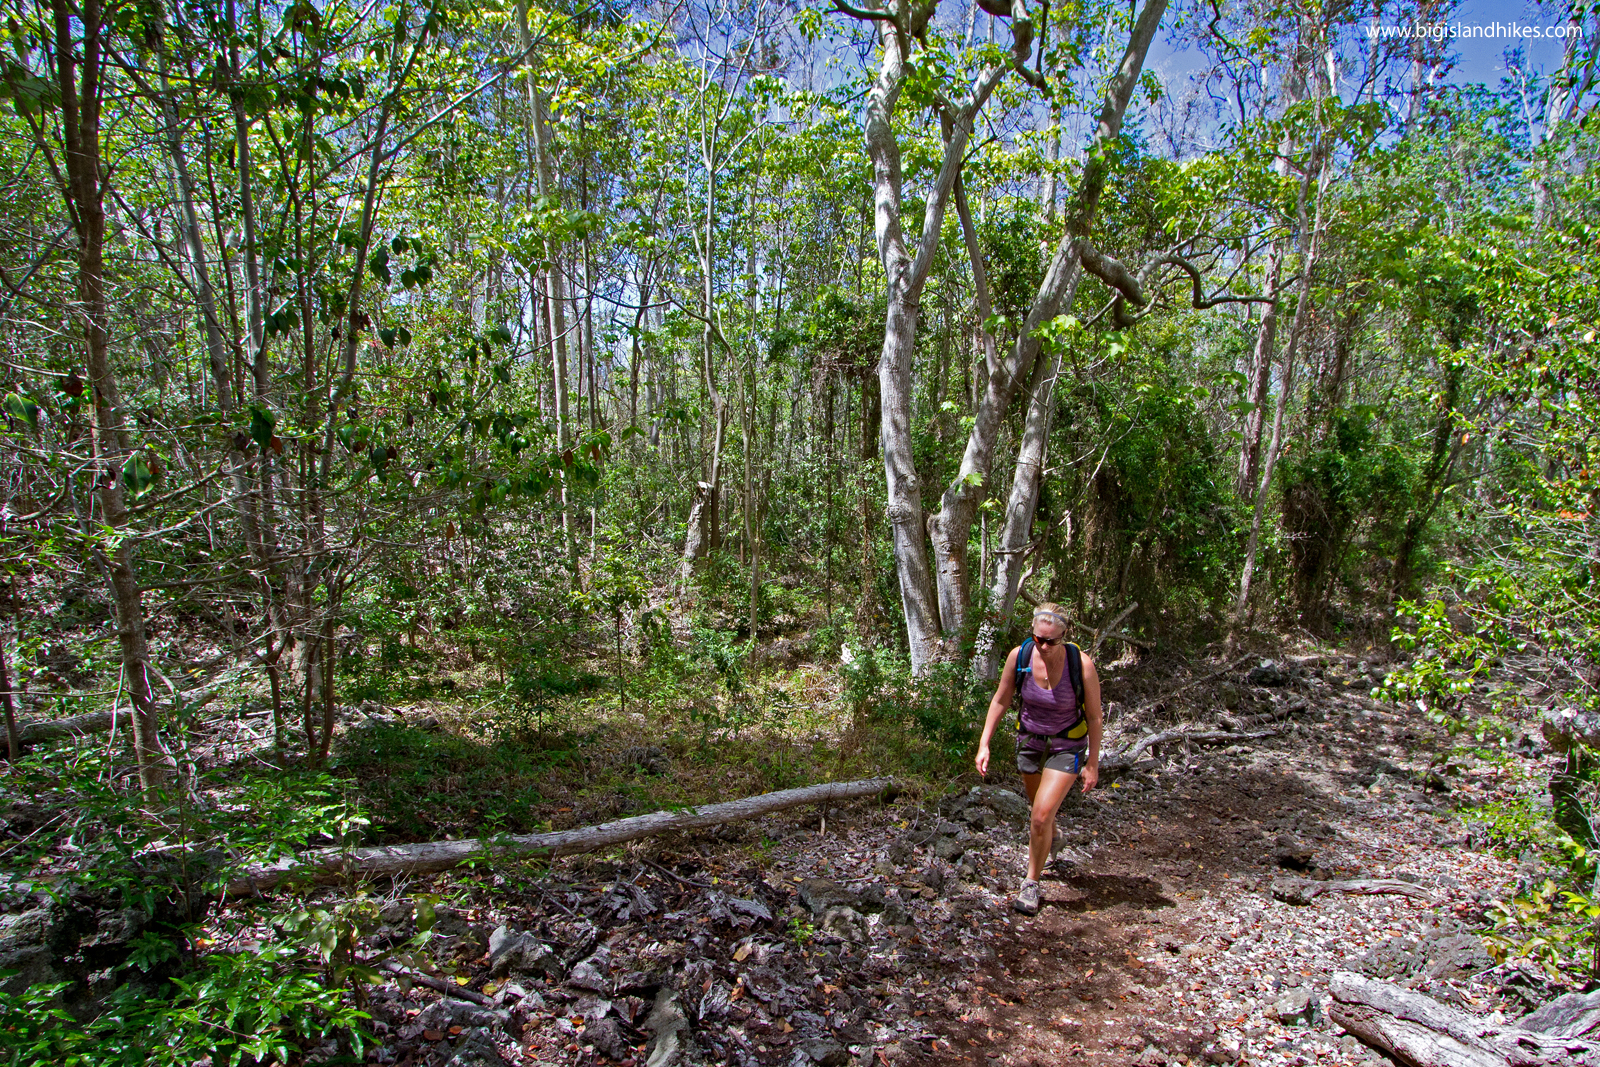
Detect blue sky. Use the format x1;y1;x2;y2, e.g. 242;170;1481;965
1448;0;1572;87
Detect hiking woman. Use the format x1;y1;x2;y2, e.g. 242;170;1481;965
974;604;1102;916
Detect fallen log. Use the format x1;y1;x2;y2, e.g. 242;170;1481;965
17;689;219;746
1122;728;1275;763
18;709;133;744
226;777;896;897
1328;971;1600;1067
1271;877;1434;906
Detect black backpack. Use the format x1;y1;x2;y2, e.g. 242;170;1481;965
1014;637;1088;745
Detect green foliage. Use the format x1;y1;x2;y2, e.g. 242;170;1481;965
1376;599;1497;726
332;722;579;839
840;644;986;771
0;943;369;1067
4;742;365;907
786;915;815;945
1280;409;1415;612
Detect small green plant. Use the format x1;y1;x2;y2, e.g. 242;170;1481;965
787;915;815;945
1376;598;1494;727
1484;877;1599;980
0;940;371;1067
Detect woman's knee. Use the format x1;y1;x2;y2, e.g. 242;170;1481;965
1029;807;1055;835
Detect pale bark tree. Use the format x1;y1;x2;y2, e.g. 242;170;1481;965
847;0;1046;671
976;0;1169;677
677;6;768;583
518;0;581;585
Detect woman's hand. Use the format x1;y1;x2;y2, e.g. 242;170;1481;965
975;744;991;777
1079;761;1099;792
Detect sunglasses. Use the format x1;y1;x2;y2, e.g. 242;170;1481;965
1031;634;1065;647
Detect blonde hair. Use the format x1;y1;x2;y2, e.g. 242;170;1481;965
1032;602;1069;636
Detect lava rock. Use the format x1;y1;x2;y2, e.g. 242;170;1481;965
488;925;563;981
934;836;967;862
970;785;1032;822
585;1016;633;1060
820;906;868;943
567;949;612;993
798;879;858;917
1543;706;1600;753
0;907;67;993
960;805;997;830
412;998;508;1035
617;745;672;776
444;1027;510;1067
1421;933;1492;980
1272;835;1316;871
697;981;732;1021
1202;1035;1241;1064
795;1037;851;1066
1273;987;1318;1026
727;896;773;923
1247;660;1291;687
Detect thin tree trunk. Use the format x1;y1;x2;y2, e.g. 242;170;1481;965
927;175;1037;644
1236;245;1282;497
978;0;1169;679
51;0;167;795
519;0;579;586
316;612;336;765
1234;31;1334;627
0;629;18;761
1235;204;1323;623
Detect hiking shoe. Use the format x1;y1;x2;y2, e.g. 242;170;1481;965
1013;880;1041;916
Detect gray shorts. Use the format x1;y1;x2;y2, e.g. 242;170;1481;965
1016;744;1087;775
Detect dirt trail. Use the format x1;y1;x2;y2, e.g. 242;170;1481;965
910;743;1518;1067
310;657;1551;1067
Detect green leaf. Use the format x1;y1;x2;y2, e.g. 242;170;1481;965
368;247;391;285
337;424;370;452
2;392;38;431
249;405;276;451
121;454;156;499
486;324;514;346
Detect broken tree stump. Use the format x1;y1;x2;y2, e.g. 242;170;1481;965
1328;971;1600;1067
226;777;896;896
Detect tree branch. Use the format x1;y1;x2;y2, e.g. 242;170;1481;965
831;0;900;24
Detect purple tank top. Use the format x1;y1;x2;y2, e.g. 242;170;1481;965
1017;661;1084;753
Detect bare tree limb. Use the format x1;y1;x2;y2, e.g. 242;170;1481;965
226;777;896;896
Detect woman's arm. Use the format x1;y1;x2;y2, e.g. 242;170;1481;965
975;646;1020;777
1080;653;1103;791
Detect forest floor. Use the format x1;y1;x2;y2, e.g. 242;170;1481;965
217;648;1565;1067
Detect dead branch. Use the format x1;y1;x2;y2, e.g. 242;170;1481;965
226;777;896;896
17;708;133;744
1328;971;1600;1066
1271;877;1434;906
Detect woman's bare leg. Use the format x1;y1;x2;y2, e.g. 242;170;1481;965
1026;768;1078;882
